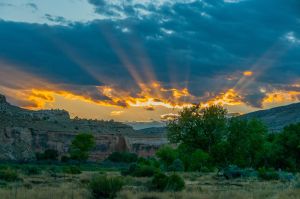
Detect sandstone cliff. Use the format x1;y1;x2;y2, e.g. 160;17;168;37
0;94;167;161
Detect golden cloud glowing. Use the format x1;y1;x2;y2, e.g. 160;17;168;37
21;82;194;110
18;81;252;115
110;111;124;116
200;89;244;108
262;90;300;105
243;71;253;77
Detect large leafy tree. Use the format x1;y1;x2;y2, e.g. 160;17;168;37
226;118;268;168
273;123;300;171
70;133;96;161
167;105;227;153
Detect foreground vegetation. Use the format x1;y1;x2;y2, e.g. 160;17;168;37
0;167;299;199
0;105;300;198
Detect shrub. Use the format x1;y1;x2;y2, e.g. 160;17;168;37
258;168;279;181
0;169;21;182
61;155;70;163
47;166;62;178
121;163;138;176
107;152;138;163
88;175;124;199
22;166;41;175
189;149;211;171
165;173;185;192
156;146;178;167
122;164;158;177
63;165;82;174
150;173;185;192
222;165;243;179
278;171;295;182
36;149;59;161
132;165;157;177
150;172;169;191
294;179;300;189
168;159;184;172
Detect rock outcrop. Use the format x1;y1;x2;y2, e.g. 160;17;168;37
0;94;167;161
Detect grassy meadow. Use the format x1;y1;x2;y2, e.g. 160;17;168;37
0;164;299;199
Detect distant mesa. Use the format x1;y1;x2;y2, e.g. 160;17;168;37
0;94;6;103
0;93;167;162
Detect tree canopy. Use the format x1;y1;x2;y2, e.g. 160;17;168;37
70;133;96;161
165;105;300;171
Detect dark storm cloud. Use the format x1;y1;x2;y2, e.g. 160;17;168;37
0;0;300;108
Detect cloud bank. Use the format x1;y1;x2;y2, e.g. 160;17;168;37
0;0;299;117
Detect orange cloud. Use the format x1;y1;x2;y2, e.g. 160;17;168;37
243;71;253;77
201;89;244;108
21;82;194;110
160;113;179;121
110;111;124;116
262;90;300;105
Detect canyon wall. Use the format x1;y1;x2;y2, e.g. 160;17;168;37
0;93;167;161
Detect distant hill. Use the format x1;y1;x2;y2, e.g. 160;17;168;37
137;127;167;135
126;121;166;130
135;102;300;134
241;103;300;132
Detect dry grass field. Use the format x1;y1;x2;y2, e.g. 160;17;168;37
0;171;299;199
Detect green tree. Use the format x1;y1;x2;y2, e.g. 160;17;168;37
156;145;178;167
167;105;227;153
227;118;267;168
189;149;211;171
70;133;96;161
273;123;300;171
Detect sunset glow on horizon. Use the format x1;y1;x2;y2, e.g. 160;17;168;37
0;0;299;122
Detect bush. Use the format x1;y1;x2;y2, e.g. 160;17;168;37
258;168;279;181
0;169;21;182
168;159;184;172
222;165;243;179
107;152;138;163
294;179;300;189
63;166;82;174
121;163;138;176
22;166;41;175
47;166;62;177
132;165;157;177
156;146;178;167
61;155;70;163
150;173;169;191
165;173;185;192
150;173;185;192
137;157;160;168
122;164;158;177
36;149;59;161
88;175;124;199
189;149;211;172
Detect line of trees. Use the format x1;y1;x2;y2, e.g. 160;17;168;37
164;105;300;172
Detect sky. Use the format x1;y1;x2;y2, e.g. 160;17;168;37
0;0;300;123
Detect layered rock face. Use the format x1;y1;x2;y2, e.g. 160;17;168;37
0;94;167;161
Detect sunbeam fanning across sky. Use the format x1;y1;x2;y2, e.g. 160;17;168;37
0;0;300;123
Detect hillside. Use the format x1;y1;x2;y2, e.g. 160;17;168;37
0;94;167;161
137;127;167;136
241;102;300;132
138;102;300;134
0;94;135;134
